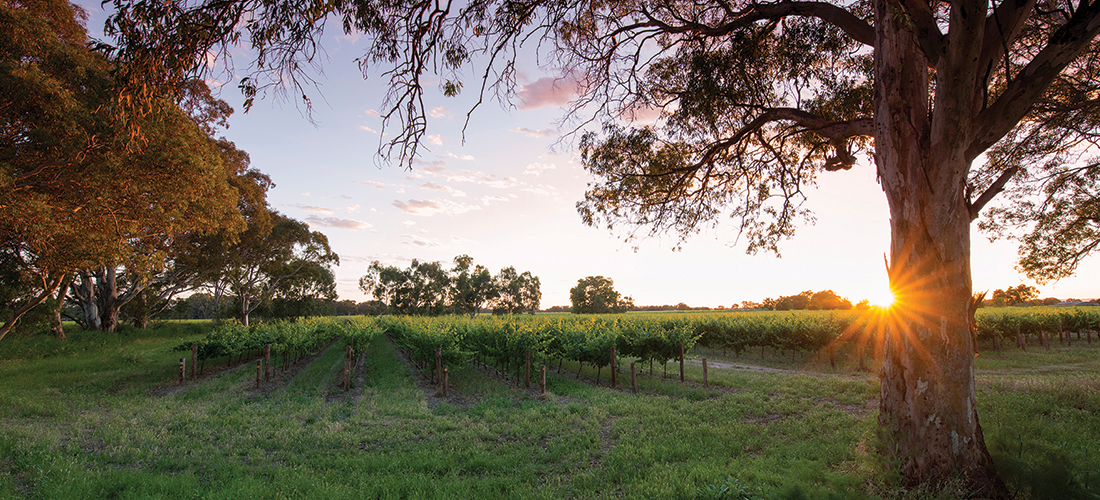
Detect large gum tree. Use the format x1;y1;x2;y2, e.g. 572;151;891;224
103;0;1100;494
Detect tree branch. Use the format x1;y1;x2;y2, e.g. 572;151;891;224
633;1;875;47
970;2;1100;159
968;166;1019;220
897;0;946;66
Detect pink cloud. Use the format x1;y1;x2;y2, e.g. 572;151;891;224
517;76;580;110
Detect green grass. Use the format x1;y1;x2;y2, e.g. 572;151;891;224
0;324;1097;499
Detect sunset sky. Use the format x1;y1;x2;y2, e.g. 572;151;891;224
80;3;1100;308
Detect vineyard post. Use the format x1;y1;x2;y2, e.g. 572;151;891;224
1043;330;1050;351
190;343;198;379
610;346;617;388
435;348;442;386
703;358;708;387
178;358;185;384
859;343;867;372
630;362;637;394
994;331;1002;352
828;343;835;369
442;366;448;397
1017;325;1027;352
255;360;261;389
540;365;546;395
525;349;531;389
679;344;685;383
264;344;272;381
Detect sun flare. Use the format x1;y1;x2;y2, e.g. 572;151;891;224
869;286;897;309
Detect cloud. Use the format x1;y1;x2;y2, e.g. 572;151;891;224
357;180;387;189
522;184;559;197
420;182;467;197
296;205;335;216
512;127;559;138
403;234;443;247
392;199;442;215
619;103;665;123
429;106;453;119
446;152;475;161
403;220;416;227
481;195;510;206
412;158;447;170
443;170;518;189
426;134;444;146
345;204;360;214
523;162;556;176
359;125;378;134
365;109;380;116
393;198;480;216
517;76;580;110
305;216;372;230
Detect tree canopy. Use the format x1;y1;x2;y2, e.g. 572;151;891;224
570;276;634;314
0;0;251;337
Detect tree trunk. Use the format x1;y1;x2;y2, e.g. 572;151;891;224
874;1;1007;495
240;296;250;327
73;271;101;331
0;273;66;342
96;267;120;333
50;273;73;340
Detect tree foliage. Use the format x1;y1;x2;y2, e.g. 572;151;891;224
569;276;634;314
0;0;250;337
359;255;541;316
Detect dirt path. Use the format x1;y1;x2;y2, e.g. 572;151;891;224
684;358;872;379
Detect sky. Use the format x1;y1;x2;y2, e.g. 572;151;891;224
78;3;1100;308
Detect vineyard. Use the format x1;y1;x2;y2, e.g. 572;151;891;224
179;307;1100;387
0;308;1096;498
174;316;383;377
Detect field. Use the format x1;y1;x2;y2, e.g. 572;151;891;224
0;310;1097;499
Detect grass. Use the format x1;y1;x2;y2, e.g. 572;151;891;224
0;324;1097;499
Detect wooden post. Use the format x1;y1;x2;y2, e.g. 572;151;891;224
539;365;546;395
264;344;272;381
610;346;617;388
442;366;449;397
190;343;198;379
525;349;531;389
993;332;1002;352
828;343;835;369
630;362;637;394
255;360;261;388
703;358;708;387
435;348;442;385
178;358;186;384
679;344;685;383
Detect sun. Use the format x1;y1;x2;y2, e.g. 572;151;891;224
868;285;897;309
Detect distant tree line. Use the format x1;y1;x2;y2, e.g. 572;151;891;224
358;255;541;316
758;290;857;311
981;284;1096;307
